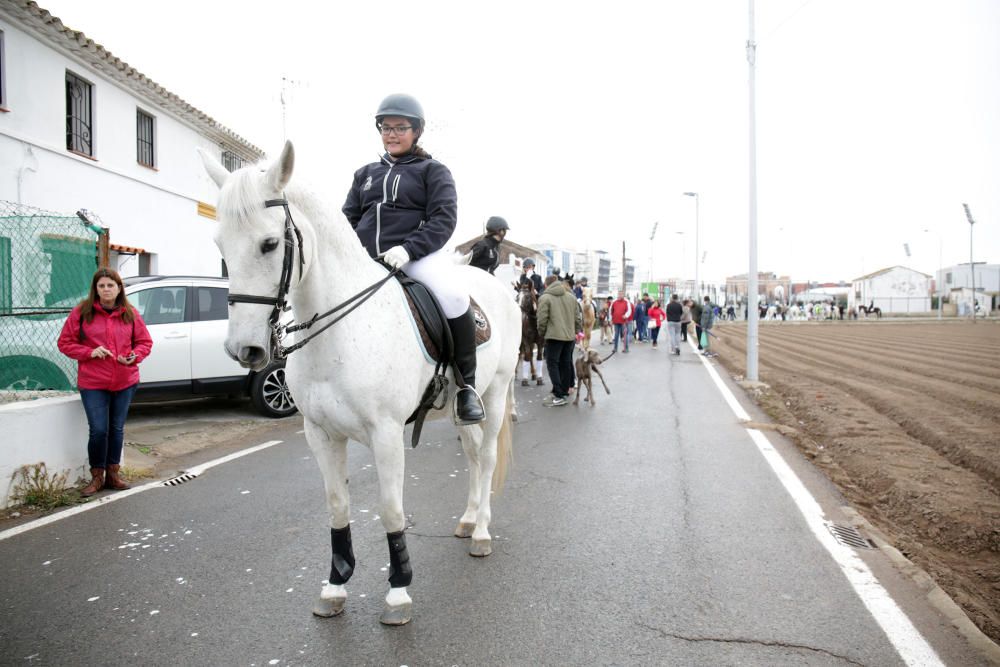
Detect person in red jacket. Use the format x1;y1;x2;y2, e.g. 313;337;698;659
647;299;666;348
609;290;633;353
57;268;153;496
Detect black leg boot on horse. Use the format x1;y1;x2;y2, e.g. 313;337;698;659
448;307;485;425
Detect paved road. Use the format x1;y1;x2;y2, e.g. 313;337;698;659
0;339;986;665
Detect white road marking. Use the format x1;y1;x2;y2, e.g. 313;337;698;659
0;440;284;541
692;337;943;666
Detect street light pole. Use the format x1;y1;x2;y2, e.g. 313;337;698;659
649;221;658;284
683;192;699;297
923;229;942;320
746;0;760;382
963;203;976;322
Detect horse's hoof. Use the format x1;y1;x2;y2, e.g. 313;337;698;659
536;378;544;386
469;538;492;557
454;522;475;538
313;596;346;618
520;379;529;386
379;601;412;626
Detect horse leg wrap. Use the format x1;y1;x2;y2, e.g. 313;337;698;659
328;525;356;585
386;530;412;588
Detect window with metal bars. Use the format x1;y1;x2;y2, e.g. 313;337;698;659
65;71;93;155
0;31;7;108
137;109;155;167
221;150;244;172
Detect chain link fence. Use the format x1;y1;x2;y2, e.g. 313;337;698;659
0;200;102;401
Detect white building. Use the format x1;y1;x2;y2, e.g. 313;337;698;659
938;263;999;312
849;266;932;314
0;1;264;278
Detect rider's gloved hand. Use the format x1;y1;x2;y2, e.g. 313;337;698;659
383;246;410;269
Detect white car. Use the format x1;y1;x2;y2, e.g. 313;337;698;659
0;276;296;418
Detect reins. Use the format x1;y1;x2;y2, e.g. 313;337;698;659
226;197;399;359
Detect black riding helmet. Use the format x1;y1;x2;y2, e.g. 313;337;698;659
485;216;509;234
375;93;425;133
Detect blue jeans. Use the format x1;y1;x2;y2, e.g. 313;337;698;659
80;384;138;468
613;323;630;352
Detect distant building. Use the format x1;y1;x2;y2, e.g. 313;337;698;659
573;250;612;295
938;263;999;312
850;266;931;313
725;272;792;305
0;1;265;277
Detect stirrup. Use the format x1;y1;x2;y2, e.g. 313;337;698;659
452;386;485;425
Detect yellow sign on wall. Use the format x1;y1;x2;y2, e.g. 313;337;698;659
197;201;217;220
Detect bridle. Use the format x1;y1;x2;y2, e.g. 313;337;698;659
226;197;398;358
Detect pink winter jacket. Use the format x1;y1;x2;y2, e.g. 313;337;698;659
57;305;153;391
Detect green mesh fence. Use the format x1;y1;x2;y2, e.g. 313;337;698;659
0;200;101;394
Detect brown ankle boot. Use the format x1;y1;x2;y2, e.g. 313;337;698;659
105;464;130;490
81;468;105;497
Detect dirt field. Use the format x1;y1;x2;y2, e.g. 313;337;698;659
710;319;1000;644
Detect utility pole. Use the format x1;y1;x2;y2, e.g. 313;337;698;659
746;0;760;381
621;241;627;293
963;203;976;322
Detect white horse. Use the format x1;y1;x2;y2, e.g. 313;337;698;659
199;142;521;626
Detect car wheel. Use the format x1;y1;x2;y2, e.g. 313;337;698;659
0;357;73;391
250;361;297;418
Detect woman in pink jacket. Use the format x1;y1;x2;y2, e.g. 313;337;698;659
57;268;153;496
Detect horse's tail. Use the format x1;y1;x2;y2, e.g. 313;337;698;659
491;381;514;495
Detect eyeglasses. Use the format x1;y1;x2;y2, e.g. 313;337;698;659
379;125;413;136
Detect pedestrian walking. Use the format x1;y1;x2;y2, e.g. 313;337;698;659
700;295;717;356
690;297;704;351
634;294;649;342
647;300;665;348
666;293;683;355
598;296;612;345
680;298;693;343
609;290;633;353
57;268;153;496
537;274;582;407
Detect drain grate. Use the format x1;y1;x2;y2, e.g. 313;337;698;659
827;523;875;550
163;472;199;487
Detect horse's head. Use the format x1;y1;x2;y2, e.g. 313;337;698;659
518;282;537;312
198;141;297;371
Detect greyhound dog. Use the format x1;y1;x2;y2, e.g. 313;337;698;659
574;346;612;406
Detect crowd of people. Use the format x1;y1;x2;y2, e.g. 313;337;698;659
595;291;719;358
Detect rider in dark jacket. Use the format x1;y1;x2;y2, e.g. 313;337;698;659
517;258;544;295
469;216;508;274
342;94;484;425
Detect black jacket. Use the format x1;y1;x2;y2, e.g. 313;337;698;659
343;152;457;261
469;235;501;273
666;300;683;322
517;272;544;294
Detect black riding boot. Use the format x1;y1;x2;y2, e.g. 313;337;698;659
447;308;486;425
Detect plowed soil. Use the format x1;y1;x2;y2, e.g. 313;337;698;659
710;320;1000;644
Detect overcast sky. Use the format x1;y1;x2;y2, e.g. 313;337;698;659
39;0;999;284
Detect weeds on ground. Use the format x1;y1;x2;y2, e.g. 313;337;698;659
120;465;155;481
8;463;78;510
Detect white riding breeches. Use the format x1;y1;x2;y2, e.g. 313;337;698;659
401;248;470;319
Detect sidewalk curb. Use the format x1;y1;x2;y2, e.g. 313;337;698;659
841;506;1000;665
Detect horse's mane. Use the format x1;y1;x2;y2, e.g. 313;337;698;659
218;163;336;233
